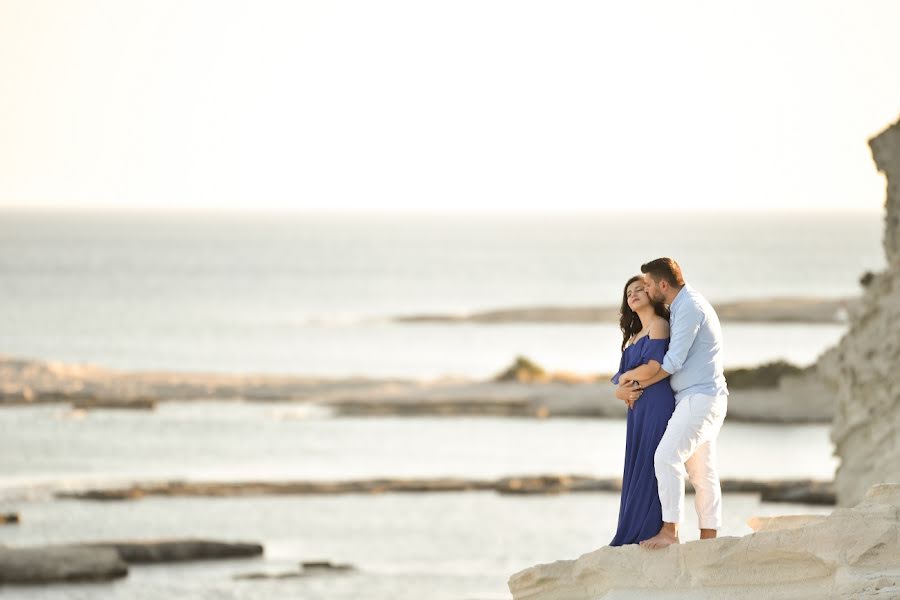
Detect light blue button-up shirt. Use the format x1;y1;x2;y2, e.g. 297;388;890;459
661;283;728;403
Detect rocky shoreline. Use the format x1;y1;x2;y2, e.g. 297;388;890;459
0;355;835;424
395;296;855;325
49;475;836;505
507;483;900;600
0;538;359;587
0;539;262;584
325;372;834;423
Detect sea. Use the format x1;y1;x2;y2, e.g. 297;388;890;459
0;209;884;599
0;210;884;377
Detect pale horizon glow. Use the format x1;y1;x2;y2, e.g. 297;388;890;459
1;1;899;213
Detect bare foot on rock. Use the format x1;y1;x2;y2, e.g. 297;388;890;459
639;528;679;550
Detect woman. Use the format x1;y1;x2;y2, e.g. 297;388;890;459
608;275;676;546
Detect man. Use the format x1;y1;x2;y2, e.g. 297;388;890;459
617;257;728;550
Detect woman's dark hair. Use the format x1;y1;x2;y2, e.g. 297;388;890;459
619;275;670;352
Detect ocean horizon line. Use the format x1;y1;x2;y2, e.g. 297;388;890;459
0;205;884;217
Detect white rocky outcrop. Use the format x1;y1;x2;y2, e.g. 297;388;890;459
508;115;900;599
819;115;900;507
508;483;900;599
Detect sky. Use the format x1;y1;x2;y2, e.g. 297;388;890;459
1;0;899;213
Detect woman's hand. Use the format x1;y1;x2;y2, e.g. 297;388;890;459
616;380;643;408
626;380;643;409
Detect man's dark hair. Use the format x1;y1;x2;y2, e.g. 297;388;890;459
640;257;685;288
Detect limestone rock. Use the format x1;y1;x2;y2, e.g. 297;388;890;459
507;483;900;599
0;545;128;584
52;475;831;503
233;560;356;580
0;539;263;585
746;514;827;533
819;115;900;506
79;539;264;563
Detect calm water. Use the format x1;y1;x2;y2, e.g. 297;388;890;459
0;402;837;493
0;493;833;600
0;210;882;377
0;210;863;598
0;403;837;599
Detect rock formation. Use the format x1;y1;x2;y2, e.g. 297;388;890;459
819;115;900;507
0;539;263;585
1;353;832;423
50;475;833;504
0;545;128;584
508;483;900;599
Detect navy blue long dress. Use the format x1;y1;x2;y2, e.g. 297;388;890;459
608;335;676;546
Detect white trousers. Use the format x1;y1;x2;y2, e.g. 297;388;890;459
654;392;728;529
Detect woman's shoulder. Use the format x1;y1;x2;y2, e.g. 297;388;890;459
649;318;670;339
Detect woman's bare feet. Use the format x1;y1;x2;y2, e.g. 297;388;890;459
639;524;679;550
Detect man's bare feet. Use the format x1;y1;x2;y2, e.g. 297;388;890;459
699;528;717;539
640;524;679;550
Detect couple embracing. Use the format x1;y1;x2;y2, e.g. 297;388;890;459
609;257;728;550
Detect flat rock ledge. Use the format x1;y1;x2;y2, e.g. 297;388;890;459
0;355;834;424
507;482;900;600
235;560;356;580
395;297;855;325
77;539;264;563
0;545;127;584
0;539;263;585
54;475;835;505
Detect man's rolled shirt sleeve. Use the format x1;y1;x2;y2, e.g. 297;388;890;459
661;304;704;375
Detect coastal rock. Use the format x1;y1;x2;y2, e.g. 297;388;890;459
0;354;832;424
495;356;550;383
714;367;834;424
0;354;414;407
300;560;355;572
70;397;157;410
53;475;833;504
0;545;128;584
234;570;304;580
507;483;900;599
234;560;356;580
79;539;264;563
819;115;900;506
0;539;263;585
394;297;855;325
746;514;827;533
55;477;499;499
327;370;833;423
